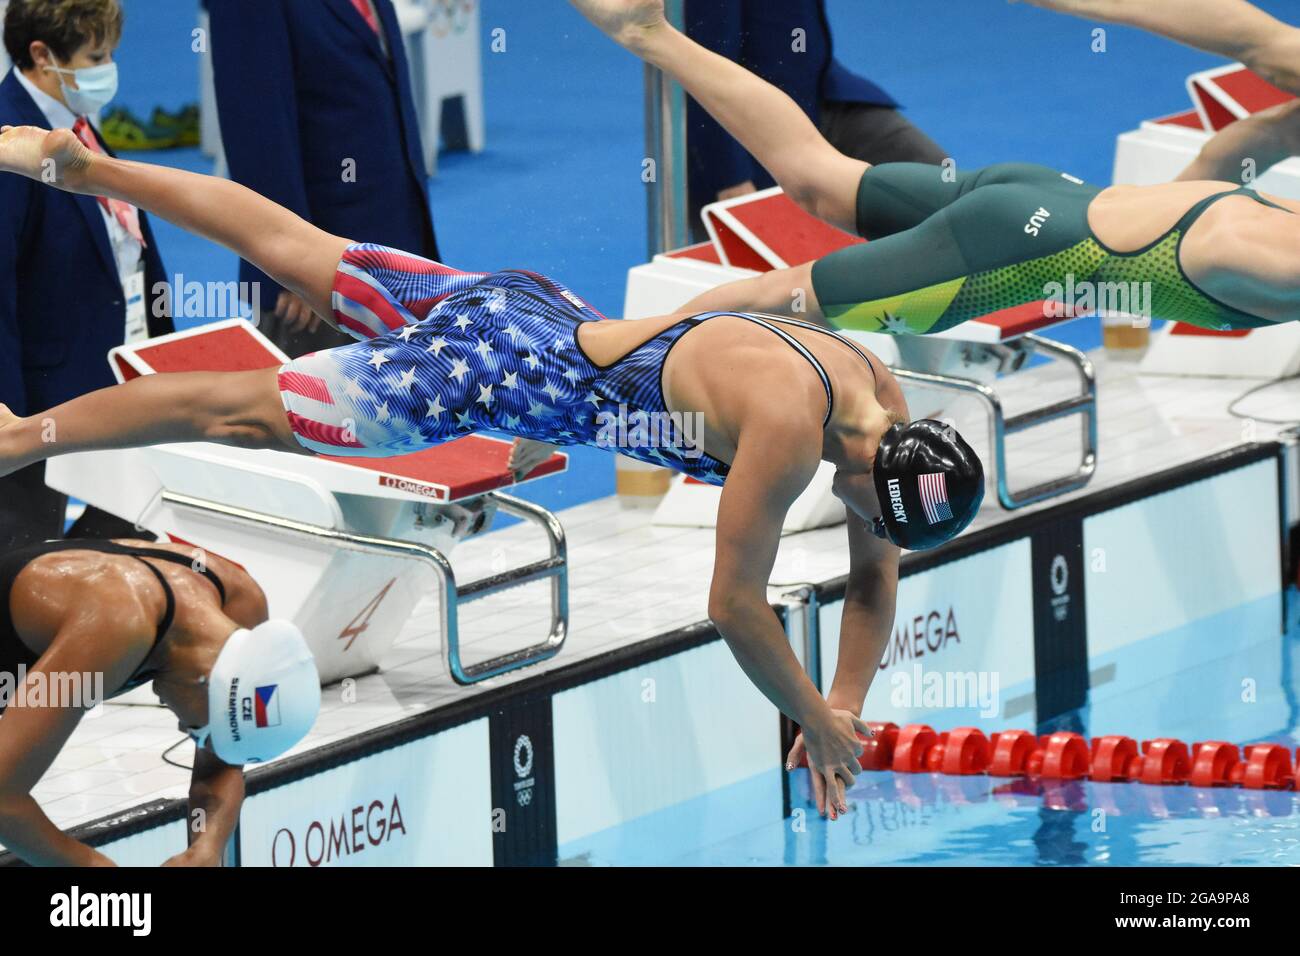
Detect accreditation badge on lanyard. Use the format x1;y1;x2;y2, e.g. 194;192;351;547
123;260;148;344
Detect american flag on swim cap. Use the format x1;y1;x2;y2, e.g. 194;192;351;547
918;472;954;524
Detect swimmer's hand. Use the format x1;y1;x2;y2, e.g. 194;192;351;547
508;438;558;480
0;125;95;193
0;404;28;479
786;709;872;821
275;290;323;335
162;846;222;867
567;0;667;50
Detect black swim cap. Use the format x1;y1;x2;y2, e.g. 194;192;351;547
872;420;984;551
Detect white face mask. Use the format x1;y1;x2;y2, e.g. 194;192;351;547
44;59;119;116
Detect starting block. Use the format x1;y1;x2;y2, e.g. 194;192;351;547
1112;64;1300;379
627;189;1097;528
45;320;571;686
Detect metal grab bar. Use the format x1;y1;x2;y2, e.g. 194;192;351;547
891;333;1098;510
644;0;688;256
161;489;568;685
778;585;821;693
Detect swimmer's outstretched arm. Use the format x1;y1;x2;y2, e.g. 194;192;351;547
0;125;349;323
1016;0;1300;95
710;426;872;820
569;0;867;232
164;748;245;867
0;367;300;480
825;513;900;716
0;594;166;865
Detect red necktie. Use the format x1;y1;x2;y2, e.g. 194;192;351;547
350;0;382;35
72;117;146;247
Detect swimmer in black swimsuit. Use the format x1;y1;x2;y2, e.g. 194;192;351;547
0;539;318;867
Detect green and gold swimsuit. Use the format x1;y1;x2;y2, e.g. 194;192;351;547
810;162;1289;334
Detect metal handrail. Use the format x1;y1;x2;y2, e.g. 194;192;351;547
161;489;568;685
779;585;821;693
644;0;689;256
891;334;1098;510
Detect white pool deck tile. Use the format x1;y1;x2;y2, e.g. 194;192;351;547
9;349;1300;835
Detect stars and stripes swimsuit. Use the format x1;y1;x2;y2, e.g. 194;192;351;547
277;245;870;486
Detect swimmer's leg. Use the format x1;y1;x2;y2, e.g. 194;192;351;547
571;2;867;231
0;366;301;479
680;163;1075;323
332;243;489;339
812;170;1102;334
0;125;348;325
851;162;1072;238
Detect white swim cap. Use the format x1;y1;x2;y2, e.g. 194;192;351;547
188;620;321;765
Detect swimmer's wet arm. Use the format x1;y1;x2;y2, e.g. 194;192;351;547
0;367;303;478
707;430;833;727
0;125;349;324
166;749;244;867
570;0;866;232
0;615;155;866
0;731;113;866
824;514;900;715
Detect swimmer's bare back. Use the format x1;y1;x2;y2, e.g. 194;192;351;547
577;310;905;465
10;540;266;681
1089;180;1300;323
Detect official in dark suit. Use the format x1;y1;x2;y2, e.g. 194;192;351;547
0;0;172;548
208;0;439;356
684;0;947;235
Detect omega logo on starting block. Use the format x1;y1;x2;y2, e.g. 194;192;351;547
378;475;447;500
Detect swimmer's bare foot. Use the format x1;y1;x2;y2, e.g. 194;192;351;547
0;125;95;192
567;0;668;52
508;438;558;480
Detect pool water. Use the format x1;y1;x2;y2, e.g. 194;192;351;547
562;611;1300;867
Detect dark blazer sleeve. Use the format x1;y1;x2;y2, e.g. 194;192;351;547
0;171;33;414
208;0;308;300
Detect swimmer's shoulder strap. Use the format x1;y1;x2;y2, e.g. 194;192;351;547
1174;186;1294;234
